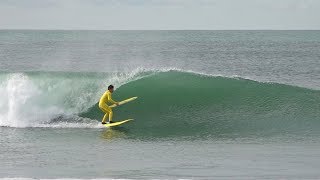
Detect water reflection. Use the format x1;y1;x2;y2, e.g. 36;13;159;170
100;127;130;140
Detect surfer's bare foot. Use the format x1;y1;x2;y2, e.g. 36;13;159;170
108;121;115;124
101;122;106;125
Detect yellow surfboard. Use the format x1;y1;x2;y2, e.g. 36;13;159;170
109;97;137;108
104;119;133;127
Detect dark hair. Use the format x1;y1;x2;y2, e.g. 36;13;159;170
108;85;114;90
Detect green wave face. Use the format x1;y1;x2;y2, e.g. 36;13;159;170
81;71;320;138
1;70;319;138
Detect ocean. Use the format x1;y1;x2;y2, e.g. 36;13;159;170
0;30;320;179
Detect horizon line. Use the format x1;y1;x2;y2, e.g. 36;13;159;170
1;29;320;31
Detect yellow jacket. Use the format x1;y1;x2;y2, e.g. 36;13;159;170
99;90;116;106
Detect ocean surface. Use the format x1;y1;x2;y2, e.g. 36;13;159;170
0;30;320;179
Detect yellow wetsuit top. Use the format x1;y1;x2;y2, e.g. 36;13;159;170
99;90;116;106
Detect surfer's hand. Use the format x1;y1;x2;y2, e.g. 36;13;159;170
116;102;119;106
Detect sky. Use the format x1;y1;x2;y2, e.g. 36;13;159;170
0;0;319;30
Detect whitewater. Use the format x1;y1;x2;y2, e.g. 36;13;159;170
0;69;147;128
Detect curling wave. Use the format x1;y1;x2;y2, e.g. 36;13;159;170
1;69;320;138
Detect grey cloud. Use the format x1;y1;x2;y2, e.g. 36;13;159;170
0;0;59;8
0;0;319;30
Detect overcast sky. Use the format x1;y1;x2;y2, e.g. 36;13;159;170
0;0;319;30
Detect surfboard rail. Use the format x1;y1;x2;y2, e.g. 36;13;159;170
109;96;137;108
103;119;133;127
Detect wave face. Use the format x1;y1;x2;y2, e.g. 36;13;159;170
1;70;320;138
82;71;320;138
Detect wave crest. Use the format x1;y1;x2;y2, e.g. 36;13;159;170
1;69;319;138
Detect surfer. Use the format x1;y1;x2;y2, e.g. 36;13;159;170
99;85;119;124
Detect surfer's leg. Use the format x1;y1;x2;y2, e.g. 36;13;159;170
108;109;113;122
103;105;113;122
99;103;111;123
99;104;113;123
102;113;109;123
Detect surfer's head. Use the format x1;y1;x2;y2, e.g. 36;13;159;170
108;85;114;93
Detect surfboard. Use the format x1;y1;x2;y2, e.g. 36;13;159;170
103;119;133;127
109;97;137;108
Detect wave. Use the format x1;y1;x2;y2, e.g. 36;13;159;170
1;69;320;137
82;70;320;138
0;69;150;128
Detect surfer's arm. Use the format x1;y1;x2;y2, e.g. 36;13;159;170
109;99;117;104
107;93;118;104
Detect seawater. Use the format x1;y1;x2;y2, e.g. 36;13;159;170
0;30;320;179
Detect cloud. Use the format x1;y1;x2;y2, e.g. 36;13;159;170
0;0;217;8
0;0;319;29
0;0;59;8
86;0;217;6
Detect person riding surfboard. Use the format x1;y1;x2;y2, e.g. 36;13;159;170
99;85;119;124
